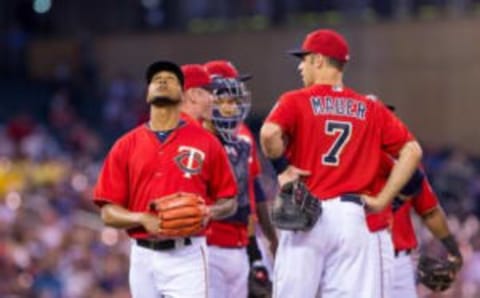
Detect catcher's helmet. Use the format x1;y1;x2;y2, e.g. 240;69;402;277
211;77;251;143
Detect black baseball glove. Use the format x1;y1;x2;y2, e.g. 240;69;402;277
417;255;457;292
248;264;272;298
271;180;322;231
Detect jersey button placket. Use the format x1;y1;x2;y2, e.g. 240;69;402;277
156;150;164;177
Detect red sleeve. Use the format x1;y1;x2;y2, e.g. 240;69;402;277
93;139;129;207
377;103;415;156
265;92;299;138
412;178;439;216
207;137;238;201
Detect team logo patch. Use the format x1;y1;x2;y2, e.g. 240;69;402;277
175;146;205;178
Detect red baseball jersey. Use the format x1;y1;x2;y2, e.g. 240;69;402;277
206;221;249;247
266;84;414;199
392;177;439;251
93;122;238;239
180;112;202;127
366;153;395;232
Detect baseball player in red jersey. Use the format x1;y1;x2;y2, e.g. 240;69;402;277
260;29;423;297
205;59;279;273
391;169;462;297
93;61;238;298
205;60;278;258
366;150;427;298
369;104;463;297
204;75;254;298
180;64;216;125
200;63;277;298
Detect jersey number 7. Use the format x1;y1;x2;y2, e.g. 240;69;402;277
322;120;352;166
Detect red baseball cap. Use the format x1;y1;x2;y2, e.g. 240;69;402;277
204;60;252;81
181;64;216;91
288;29;350;63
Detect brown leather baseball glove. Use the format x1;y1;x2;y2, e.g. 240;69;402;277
149;192;209;238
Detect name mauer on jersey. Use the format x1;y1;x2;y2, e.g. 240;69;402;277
265;84;415;199
310;96;367;120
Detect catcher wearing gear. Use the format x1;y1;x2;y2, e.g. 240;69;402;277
149;192;211;238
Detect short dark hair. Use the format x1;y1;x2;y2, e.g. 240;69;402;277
145;60;184;87
325;57;345;71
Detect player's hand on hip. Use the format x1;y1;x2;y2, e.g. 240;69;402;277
139;213;161;235
362;194;390;213
277;165;311;187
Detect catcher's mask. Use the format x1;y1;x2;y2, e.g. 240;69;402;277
211;77;251;143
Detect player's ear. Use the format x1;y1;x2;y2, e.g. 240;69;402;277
313;54;324;69
143;88;149;103
184;88;195;103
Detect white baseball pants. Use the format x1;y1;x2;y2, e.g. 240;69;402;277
208;246;249;298
273;196;381;298
391;251;417;298
129;237;208;298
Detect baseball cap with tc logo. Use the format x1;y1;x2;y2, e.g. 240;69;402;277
288;29;350;63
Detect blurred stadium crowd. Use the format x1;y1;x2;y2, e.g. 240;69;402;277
0;57;479;298
1;1;480;298
2;0;480;37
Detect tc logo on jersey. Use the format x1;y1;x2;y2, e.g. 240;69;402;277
175;146;205;178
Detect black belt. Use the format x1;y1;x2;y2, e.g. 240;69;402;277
394;249;412;257
340;194;364;206
136;238;192;251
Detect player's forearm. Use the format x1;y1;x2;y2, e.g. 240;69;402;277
260;123;285;158
256;202;278;244
421;207;451;240
100;203;145;229
209;197;238;220
377;141;422;205
422;207;462;268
